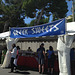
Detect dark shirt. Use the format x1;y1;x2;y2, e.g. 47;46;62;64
70;48;74;60
37;47;45;59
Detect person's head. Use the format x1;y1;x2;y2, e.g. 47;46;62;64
28;47;30;49
49;46;53;51
40;43;44;48
12;43;16;48
41;43;44;47
17;46;20;50
46;50;48;52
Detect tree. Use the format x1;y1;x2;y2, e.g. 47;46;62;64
22;0;68;24
0;0;26;32
27;17;49;27
66;15;73;22
0;0;68;32
50;0;68;21
22;0;51;25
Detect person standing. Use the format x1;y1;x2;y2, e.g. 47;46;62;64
70;48;75;60
47;46;55;75
70;48;75;75
14;46;20;68
10;44;17;73
37;43;45;74
1;46;7;64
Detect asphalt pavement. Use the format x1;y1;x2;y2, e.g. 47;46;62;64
0;64;47;75
0;64;59;75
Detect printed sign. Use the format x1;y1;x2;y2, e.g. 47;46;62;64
10;18;65;38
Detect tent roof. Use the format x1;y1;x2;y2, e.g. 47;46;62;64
0;31;10;39
66;22;75;35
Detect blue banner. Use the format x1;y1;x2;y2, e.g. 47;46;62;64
10;18;65;38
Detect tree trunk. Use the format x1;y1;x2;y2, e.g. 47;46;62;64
36;8;44;25
3;21;9;32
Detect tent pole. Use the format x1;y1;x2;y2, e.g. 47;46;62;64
57;35;74;75
72;0;74;21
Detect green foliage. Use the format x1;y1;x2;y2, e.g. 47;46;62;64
0;0;68;32
22;0;68;24
67;15;75;22
0;19;4;33
27;17;49;27
67;19;72;22
50;0;68;21
22;0;51;18
22;0;68;18
0;0;26;32
27;20;35;27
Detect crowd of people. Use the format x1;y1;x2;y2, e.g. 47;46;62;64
1;42;75;75
0;43;55;75
0;43;56;75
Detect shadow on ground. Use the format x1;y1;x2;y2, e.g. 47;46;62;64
14;71;30;74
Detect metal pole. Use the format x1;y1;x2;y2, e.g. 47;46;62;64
72;0;74;21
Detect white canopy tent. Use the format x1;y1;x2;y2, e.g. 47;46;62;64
0;31;10;39
66;22;75;35
0;22;75;75
57;22;75;75
0;32;19;68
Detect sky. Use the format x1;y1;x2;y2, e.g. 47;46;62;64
25;1;72;24
66;1;72;16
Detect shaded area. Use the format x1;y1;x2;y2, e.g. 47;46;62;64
16;56;59;75
71;60;75;75
14;71;30;75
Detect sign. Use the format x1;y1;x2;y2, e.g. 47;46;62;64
10;18;65;38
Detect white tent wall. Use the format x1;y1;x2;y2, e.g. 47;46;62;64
16;41;57;51
1;38;75;51
16;38;75;52
57;35;74;75
1;37;19;68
